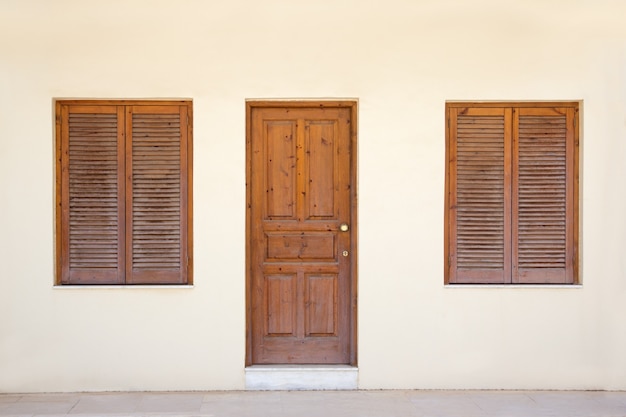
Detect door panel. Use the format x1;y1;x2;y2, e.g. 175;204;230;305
305;274;337;336
247;102;356;365
266;274;297;336
265;121;297;218
266;233;336;261
306;121;336;218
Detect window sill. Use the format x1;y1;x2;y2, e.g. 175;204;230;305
444;284;582;289
53;285;194;290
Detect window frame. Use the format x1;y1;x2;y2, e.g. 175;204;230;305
444;101;579;285
55;99;193;285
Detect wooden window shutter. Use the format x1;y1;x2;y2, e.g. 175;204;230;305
126;105;189;284
512;107;577;284
447;106;512;284
56;100;192;285
446;102;578;285
57;105;126;284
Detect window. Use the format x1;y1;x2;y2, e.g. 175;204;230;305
445;102;579;284
55;100;193;285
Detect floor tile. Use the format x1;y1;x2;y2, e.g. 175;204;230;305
0;400;75;416
468;391;537;416
68;393;142;414
0;397;22;405
408;391;487;417
136;392;204;413
526;391;624;417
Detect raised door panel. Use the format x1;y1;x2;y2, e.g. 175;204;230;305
266;233;336;261
265;121;297;219
305;121;337;219
305;274;337;337
266;274;297;336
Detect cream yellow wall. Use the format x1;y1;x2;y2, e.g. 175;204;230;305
1;0;625;392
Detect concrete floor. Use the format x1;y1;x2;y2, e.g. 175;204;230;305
1;390;625;417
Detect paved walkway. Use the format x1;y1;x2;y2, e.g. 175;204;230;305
1;390;625;417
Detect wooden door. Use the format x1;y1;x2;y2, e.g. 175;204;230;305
246;101;357;365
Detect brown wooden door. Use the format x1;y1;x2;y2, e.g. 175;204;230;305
246;101;357;365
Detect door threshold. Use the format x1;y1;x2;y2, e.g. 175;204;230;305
245;365;358;390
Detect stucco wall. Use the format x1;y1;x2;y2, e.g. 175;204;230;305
1;0;625;392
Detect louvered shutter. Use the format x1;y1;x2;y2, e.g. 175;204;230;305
57;100;192;285
59;105;125;284
512;107;576;284
446;103;578;285
448;107;511;283
126;105;189;284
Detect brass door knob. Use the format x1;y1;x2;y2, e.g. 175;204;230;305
339;223;349;232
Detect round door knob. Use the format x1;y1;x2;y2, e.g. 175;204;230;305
339;223;350;232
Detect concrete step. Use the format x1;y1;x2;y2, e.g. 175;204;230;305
245;365;358;390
